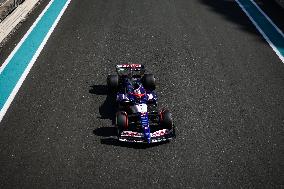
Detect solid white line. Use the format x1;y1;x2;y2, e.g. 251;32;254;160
235;0;284;63
0;0;72;123
250;0;284;38
0;0;55;75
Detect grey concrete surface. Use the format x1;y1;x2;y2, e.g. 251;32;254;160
0;0;283;188
0;0;25;21
0;0;39;44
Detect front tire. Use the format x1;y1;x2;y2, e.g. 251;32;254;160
116;111;128;134
160;110;173;129
142;74;156;90
107;75;119;92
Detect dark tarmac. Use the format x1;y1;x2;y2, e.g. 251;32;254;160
0;0;283;188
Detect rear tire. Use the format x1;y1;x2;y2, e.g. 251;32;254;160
107;75;119;92
160;110;173;129
143;74;156;90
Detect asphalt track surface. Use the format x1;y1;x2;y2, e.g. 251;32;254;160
0;0;284;188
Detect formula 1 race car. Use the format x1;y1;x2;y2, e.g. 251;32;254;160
107;64;175;143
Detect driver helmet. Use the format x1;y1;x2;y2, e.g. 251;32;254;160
133;83;146;100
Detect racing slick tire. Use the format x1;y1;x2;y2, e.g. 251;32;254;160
116;111;128;134
142;74;156;90
160;110;173;130
107;75;119;92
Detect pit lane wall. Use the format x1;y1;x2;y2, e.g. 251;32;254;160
0;0;25;22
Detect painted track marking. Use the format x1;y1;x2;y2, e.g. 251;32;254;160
235;0;284;63
0;0;71;123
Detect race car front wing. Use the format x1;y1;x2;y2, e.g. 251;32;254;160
118;128;175;143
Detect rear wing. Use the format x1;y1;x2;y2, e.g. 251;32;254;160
116;64;145;76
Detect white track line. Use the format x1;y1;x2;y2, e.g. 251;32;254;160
0;0;54;75
235;0;284;63
0;0;72;123
250;0;284;38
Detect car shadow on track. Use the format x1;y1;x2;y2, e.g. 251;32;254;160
89;84;116;124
